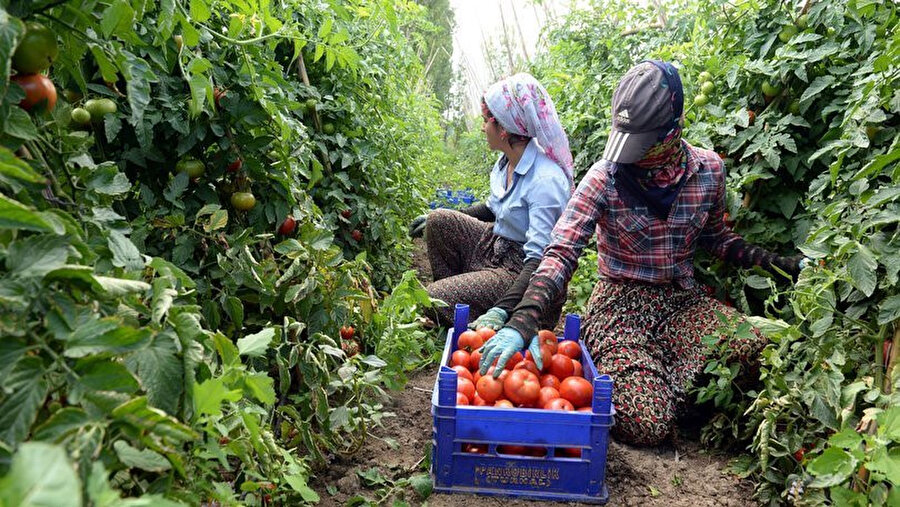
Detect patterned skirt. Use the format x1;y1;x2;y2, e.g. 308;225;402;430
582;278;765;446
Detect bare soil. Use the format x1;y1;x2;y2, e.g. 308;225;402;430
308;240;756;506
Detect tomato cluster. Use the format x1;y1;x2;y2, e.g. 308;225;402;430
450;328;594;412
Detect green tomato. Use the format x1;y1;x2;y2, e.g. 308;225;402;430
693;94;709;107
779;25;798;43
176;158;205;178
84;98;117;121
698;71;712;83
71;107;91;125
761;81;782;97
700;81;715;95
12;22;59;74
322;122;335;135
827;27;836;36
788;99;801;115
231;191;256;211
796;14;809;29
305;98;317;113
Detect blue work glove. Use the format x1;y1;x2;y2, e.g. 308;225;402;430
798;257;816;270
469;307;508;331
479;327;543;377
408;214;427;238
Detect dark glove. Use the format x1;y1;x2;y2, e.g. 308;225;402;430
772;254;804;279
408;214;427;238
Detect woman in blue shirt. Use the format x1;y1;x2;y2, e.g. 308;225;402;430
409;73;573;330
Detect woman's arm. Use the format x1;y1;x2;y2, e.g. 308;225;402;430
459;202;496;222
505;162;610;338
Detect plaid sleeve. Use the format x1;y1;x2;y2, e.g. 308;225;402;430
698;154;801;277
506;162;609;339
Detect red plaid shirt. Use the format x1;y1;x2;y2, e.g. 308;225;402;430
507;142;749;339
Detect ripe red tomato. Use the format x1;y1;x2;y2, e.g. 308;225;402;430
572;359;583;378
537;386;560;408
340;209;352;219
214;87;226;107
278;216;297;235
794;447;806;461
548;353;574;379
525;446;548;457
339;325;354;340
747;109;756;125
457;377;475;402
351;229;363;242
559;377;593;408
450;350;470;368
469;350;483;371
226;158;243;172
472;393;488;406
456;392;469;406
477;327;496;342
577;406;593;413
494;399;514;408
525;345;552;371
503;369;541;406
504;351;523;370
537;330;558;354
556;447;581;458
452;365;473;381
476;374;504;403
457;330;483;352
544;398;575;411
540;374;561;390
12;74;57;112
514;360;540;377
557;341;582;361
497;445;527;455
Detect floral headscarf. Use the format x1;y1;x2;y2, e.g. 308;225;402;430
484;73;574;187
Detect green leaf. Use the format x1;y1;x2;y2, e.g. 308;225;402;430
111;397;197;441
204;209;228;232
0;145;44;183
65;324;151;358
151;277;177;324
224;296;244;329
0;336;27;385
0;11;24;98
3;107;39;140
212;332;239;366
237;328;275;357
0;357;48;447
0;193;53;231
87;163;131;195
243;372;275;405
90;45;119;82
193;376;242;418
71;359;140;401
188;74;209;116
125;333;183;415
113;440;171;472
285;475;320;502
108;230;145;271
94;276;151;296
848;245;878;297
0;442;81;507
408;473;433;499
878;295;900;325
800;75;836;102
33;408;90;442
6;235;68;279
807;447;857;488
878;406;900;441
101;0;135;38
121;54;154;125
45;266;105;293
866;447;900;485
190;0;211;22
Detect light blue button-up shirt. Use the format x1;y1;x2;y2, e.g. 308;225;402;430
486;139;572;261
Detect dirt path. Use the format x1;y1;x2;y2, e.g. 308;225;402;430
313;369;754;506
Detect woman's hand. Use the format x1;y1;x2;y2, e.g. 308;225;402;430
469;307;507;330
408;214;427;238
479;327;544;376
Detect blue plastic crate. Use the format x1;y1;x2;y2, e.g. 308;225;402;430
431;304;614;504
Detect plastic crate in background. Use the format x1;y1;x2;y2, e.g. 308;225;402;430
430;304;614;504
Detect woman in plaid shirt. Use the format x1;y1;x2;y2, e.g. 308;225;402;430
480;61;806;446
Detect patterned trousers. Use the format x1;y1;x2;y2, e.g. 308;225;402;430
424;209;562;329
582;279;766;446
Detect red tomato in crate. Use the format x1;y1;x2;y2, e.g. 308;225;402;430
457;330;483;352
452;365;472;381
497;445;527;455
558;340;582;361
537;330;558;354
525;446;548;457
559;377;593;408
463;443;487;453
577;406;593;413
503;369;541;406
472;394;488;406
494;399;514;408
477;327;496;342
456;392;469;405
572;359;583;378
556;447;581;458
469;350;483;371
476;375;504;403
548;354;574;379
544;398;575;411
525;345;553;371
457;377;475;402
540;374;561;390
537;387;560;408
514;360;540;377
450;350;470;368
505;351;523;370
